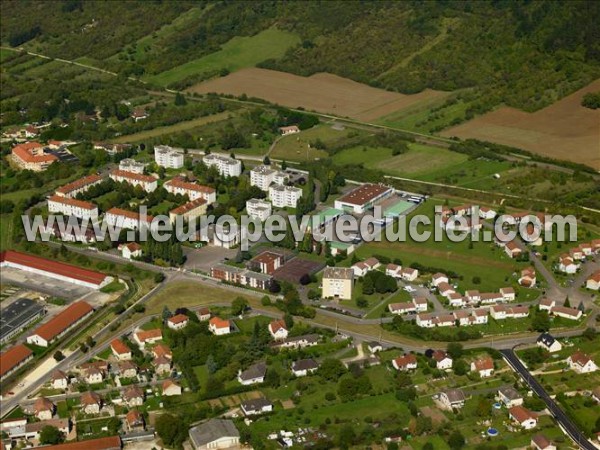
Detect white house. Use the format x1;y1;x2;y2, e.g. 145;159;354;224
558;255;579;274
448;293;465;308
550;305;582;321
241;398;273;416
351;257;380;277
538;298;555;311
509;405;538;430
439;388;466;410
431;273;449;287
431;350;453;370
132;328;162;348
385;263;402;278
119;158;146;174
537;333;562;353
51;370;68;390
567;351;598;373
268;320;288;340
167;314;189;330
519;267;537;287
269;184;302;208
202;154;242;177
33;397;55;421
400;267;418;281
437;282;455;299
412;297;428;312
162;379;182;396
110;339;132;360
81;391;102;415
500;287;516;301
471;357;494;378
279;125;300;135
586;270;600;291
498;386;523;407
291;358;319;377
392;354;417;371
120;242;142;260
238;362;266;385
154;145;184;169
209;317;231;336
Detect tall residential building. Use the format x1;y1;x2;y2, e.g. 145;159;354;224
322;267;354;300
119;158;146;174
154;145;184;169
246;198;272;221
269;185;302;208
203;154;242;177
250;165;288;191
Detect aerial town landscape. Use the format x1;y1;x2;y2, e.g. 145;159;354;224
0;1;599;450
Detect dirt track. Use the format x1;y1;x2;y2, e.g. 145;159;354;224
187;68;448;122
441;79;600;170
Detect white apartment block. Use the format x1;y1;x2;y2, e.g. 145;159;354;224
322;267;354;300
105;207;154;230
55;174;103;198
269;185;302;208
250;165;288;191
110;170;158;192
48;195;98;220
119;158;146;174
154;145;184;169
203;154;242;177
163;178;216;204
246;198;272;221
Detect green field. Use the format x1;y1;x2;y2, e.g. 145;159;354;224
147;28;301;86
270;124;359;161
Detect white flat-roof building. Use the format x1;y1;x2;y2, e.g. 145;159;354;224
203;154;242;177
250;165;288;191
246;198;272;221
119;158;146;174
269;185;302;208
322;267;354;300
48;195;98;220
163;178;216;204
154;145;184;169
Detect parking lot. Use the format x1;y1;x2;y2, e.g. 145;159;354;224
183;245;237;273
1;267;93;299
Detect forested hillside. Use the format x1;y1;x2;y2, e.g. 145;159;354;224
1;0;599;112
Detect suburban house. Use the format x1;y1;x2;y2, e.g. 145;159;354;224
504;241;522;258
241;398;273;416
558;255;579;274
392;354;417;371
34;397;55;420
291;358;319;377
519;267;537;287
386;263;402;279
279;125;300;135
81;391;102;415
120;242;142;260
537;333;562;353
82;367;104;384
334;183;394;214
448;293;465;308
51;370;69;390
197;308;211;322
109;169;157;192
119;158;146;174
531;434;556;450
133;329;162;348
189;419;239;450
437;282;456;299
388;302;416;315
471;357;494;378
368;342;383;353
490;304;530;320
538;298;555;311
153;344;173;360
586;270;600;290
268;320;288;340
154;356;172;374
271;334;319;350
167;314;190;330
439;388;466;410
123;386;144;407
126;410;145;432
48;195;98;220
479;206;497;219
11;141;58;171
321;267;354;300
592;386;600;403
567;351;598;373
352;257;380;277
110;339;132;360
238;362;267;385
500;287;516;301
118;361;138;379
509;405;538;429
498;386;523;407
162;379;182;396
400;267;419;281
413;297;428;312
208;317;232;336
131;108;148;121
431;273;449;287
550;305;582;321
431;350;453;370
202;154;242;177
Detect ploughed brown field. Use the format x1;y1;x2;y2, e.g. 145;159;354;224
187;67;448;122
441;79;600;170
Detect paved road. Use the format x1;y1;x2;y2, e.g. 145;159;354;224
501;349;596;450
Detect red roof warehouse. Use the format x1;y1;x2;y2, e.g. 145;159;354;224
0;344;33;380
31;436;121;450
27;301;94;347
0;250;111;289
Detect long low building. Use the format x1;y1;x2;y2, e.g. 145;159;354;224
105;207;154;230
48;195;99;220
110;169;157;192
0;343;33;381
169;197;207;223
0;250;113;289
163;178;216;204
11;141;58;171
27;301;94;347
55;174;103;198
32;436;121;450
334;183;394;214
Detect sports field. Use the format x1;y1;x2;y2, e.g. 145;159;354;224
441;79;600;170
188;67;449;121
147;28;301;86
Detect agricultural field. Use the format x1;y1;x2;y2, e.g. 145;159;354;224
188;67;449;122
147;28;301;87
441;79;600;170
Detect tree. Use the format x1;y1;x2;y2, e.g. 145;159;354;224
454;359;468;376
162;306;172;322
337;424;356;449
423;444;434;450
40;426;64;445
231;297;249;315
154;272;165;283
318;358;347;381
564;296;570;308
448;430;465;449
263;155;270;165
472;276;481;284
362;276;374;295
155;414;187;447
174;93;187;106
583;327;596;341
532;310;551;332
206;354;218;375
284;313;294;329
281;160;287;170
53;351;65;362
447;342;464;359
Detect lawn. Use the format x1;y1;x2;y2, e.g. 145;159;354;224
110;111;232;143
147;27;301;86
0;214;14;251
